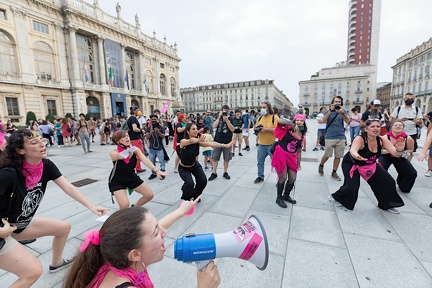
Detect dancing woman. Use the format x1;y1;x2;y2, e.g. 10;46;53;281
179;123;233;201
272;114;307;208
329;119;405;213
379;120;417;193
109;130;168;210
0;129;106;287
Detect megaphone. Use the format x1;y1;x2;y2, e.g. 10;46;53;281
174;215;269;270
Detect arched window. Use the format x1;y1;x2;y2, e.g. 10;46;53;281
131;99;139;108
34;41;55;80
170;77;176;96
0;31;17;75
160;74;166;95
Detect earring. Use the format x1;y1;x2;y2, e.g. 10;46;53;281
134;261;151;286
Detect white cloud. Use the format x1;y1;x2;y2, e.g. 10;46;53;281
100;0;432;107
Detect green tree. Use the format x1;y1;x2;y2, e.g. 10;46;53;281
85;113;91;121
25;111;37;126
46;113;56;123
65;113;73;118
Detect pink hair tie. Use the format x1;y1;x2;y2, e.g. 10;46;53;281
80;230;101;252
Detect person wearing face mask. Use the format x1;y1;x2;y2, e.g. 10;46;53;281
253;102;279;184
390;92;423;161
271;114;306;208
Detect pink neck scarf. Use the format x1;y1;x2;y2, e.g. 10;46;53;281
90;262;154;288
117;145;131;164
387;131;406;140
22;160;43;190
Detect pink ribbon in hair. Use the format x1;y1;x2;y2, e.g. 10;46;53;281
80;230;101;252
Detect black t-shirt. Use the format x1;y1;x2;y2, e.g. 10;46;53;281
176;123;186;144
127;116;142;140
0;159;62;233
232;117;244;134
361;110;382;122
214;117;234;144
180;143;200;166
146;126;165;150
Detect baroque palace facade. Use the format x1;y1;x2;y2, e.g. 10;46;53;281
0;0;181;125
180;80;294;115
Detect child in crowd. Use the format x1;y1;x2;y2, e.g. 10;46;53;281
202;126;214;170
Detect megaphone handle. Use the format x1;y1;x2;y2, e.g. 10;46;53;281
196;260;210;271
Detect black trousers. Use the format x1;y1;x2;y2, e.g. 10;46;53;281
178;162;207;200
379;154;417;193
332;153;404;210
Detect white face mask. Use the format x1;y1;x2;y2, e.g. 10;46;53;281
260;108;267;116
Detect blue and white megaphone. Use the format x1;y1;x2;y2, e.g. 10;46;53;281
174;215;269;270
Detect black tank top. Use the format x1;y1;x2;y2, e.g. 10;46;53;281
180;143;199;166
110;153;138;183
354;135;382;166
278;130;303;153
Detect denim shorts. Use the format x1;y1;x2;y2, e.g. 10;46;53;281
202;150;212;156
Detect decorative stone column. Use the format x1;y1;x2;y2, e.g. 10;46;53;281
67;26;81;87
97;36;107;88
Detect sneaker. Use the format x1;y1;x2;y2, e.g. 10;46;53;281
328;195;343;207
245;146;250;151
331;172;341;181
254;177;264;184
425;170;432;177
136;169;146;173
318;164;324;176
386;208;400;214
276;197;288;208
256;143;259;147
208;173;217;181
320;146;325;151
148;174;157;180
160;176;165;180
242;147;247;150
429;202;432;208
313;147;318;151
223;172;231;179
49;258;74;273
204;166;209;170
231;152;235;157
238;153;243;156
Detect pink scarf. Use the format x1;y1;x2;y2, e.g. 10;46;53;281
387;131;407;140
22;160;43;190
117;145;130;164
89;262;154;288
349;162;377;182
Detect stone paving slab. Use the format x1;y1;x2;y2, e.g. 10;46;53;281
1;121;432;287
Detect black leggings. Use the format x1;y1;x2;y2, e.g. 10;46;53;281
178;162;207;200
332;153;404;210
165;135;169;146
378;154;417;193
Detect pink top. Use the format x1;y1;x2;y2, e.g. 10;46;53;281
349;113;361;127
89;262;154;288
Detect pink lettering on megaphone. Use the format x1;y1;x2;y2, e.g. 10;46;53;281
239;233;263;260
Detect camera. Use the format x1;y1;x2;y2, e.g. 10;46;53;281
222;111;228;116
334;104;341;110
254;124;263;135
406;118;414;121
152;122;160;129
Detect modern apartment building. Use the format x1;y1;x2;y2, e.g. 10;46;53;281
180;80;294;115
390;37;432;112
347;0;381;65
0;0;181;125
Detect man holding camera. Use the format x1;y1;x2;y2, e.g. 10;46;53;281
318;96;350;181
254;101;279;184
209;105;235;181
390;92;423;161
146;114;166;180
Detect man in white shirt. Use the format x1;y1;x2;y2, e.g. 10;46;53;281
390;92;423;161
313;107;327;151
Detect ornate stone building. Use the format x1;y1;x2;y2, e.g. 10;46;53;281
0;0;181;125
390;37;432;113
180;80;294;115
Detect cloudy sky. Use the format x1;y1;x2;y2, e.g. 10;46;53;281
100;0;432;106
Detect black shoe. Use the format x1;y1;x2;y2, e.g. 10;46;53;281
246;146;250;151
430;202;432;208
276;197;288;208
161;176;165;180
223;172;231;179
242;147;247;150
49;258;75;273
18;239;36;245
238;153;243;156
254;177;264;184
148;174;157;180
313;147;318;151
231;152;235;157
208;173;217;181
256;144;259;147
137;169;146;174
284;195;297;204
320;146;325;150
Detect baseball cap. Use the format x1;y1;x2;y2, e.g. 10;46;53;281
371;100;381;105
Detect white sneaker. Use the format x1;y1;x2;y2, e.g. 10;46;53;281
386;208;400;214
328;195;343;207
424;170;432;177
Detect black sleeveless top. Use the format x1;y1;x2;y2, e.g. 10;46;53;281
278;129;303;153
109;153;138;184
353;135;382;166
180;143;200;166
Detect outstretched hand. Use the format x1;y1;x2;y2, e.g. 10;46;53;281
89;205;108;217
179;197;200;216
394;137;406;152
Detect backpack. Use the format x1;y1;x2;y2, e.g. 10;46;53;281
396;105;419;118
257;115;275;126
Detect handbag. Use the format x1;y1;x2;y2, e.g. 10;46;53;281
0;168;18;250
320;113;338;147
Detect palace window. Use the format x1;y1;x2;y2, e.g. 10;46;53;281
47;99;57;115
33;20;49;34
0;31;17;75
6;97;19;116
34;41;55;80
